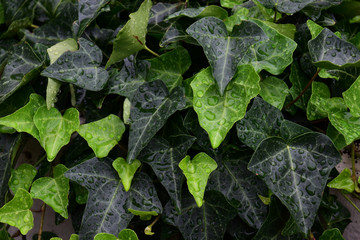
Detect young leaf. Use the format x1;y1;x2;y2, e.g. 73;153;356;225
257;0;315;14
191;66;260;148
30;164;70;218
9;164;37;194
248;133;341;234
127;80;185;163
33;106;80;161
343;75;360;117
259;76;289;109
41;38;109;91
319;228;345;240
179;152;217;207
186;17;267;94
106;0;152;68
94;233;117;240
0;188;33;235
94;229;138;240
327;168;355;193
236;97;284;150
112;157;141;192
328;111;360;145
307;20;323;39
78;114;125;158
167;5;228;20
220;0;245;8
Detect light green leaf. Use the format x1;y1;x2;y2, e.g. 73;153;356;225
30;164;70;218
307;20;323;39
327;168;355;193
289;62;311;110
123;98;131;124
191;65;260;148
326;123;347;150
94;233;117;240
127;209;158;221
33;106;80;161
319;228;345;240
307;81;331;121
179;152;217;207
186;17;267;94
220;0;244;8
329;111;360;145
263;21;296;40
106;0;152;68
259;76;288;109
224;8;249;32
112;157;141;191
78;114;125;158
50;234;79;240
167;5;228;20
9;164;37;193
343;75;360;117
0;94;45;140
0;188;33;235
94;229;138;240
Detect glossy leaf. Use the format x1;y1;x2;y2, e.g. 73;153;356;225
220;0;245;8
34;107;79;161
192;66;260;148
148;2;182;33
319;228;345;240
78;114;125;158
257;0;315;14
94;229;138;240
0;189;33;235
186;17;267;94
259;76;288;109
112;157;141;192
328;111;360;145
167;5;228;20
41;38;108;91
9;164;37;194
280;120;311;141
159;21;198;47
50;234;79;240
248;133;341;234
289;62;311;110
106;0;152;68
343;75;360;117
326;123;347;150
307;20;323;39
179;152;217;207
127;80;185;163
327;168;355;192
263;22;296;40
30;164;70;218
307;81;331;121
237;97;284;150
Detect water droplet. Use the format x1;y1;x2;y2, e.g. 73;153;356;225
331;52;336;57
205;111;216;121
219;119;226;125
197;90;204;98
207;96;219;106
12;179;19;185
85;133;93;139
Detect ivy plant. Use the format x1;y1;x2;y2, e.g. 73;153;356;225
1;0;360;239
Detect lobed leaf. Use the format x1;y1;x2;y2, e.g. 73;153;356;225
112;158;141;192
343;75;360;117
259;76;289;109
167;5;228;20
319;228;345;240
328;111;360;145
9;164;37;194
257;0;315;14
327;168;355;193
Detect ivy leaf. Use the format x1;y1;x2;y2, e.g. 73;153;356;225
256;0;315;14
78;114;125;158
167;5;228;20
343;75;360;117
33;106;80;161
186;17;267;94
148;2;182;34
0;43;43;103
179;152;217;207
307;20;324;39
9;164;37;194
112;157;141;192
302;1;343;20
94;229;138;240
50;234;79;240
191;66;260;148
326;123;347;151
106;0;152;68
328;111;360;145
280;120;311;141
30;164;70;218
147;47;191;91
127;80;185;163
289;62;311;110
0;94;45;141
236;97;284;150
319;228;345;240
327;168;355;192
309;28;360;69
248;132;341;234
159;21;198;47
0;188;33;235
221;0;245;8
41;38;109;91
207;148;268;229
259;76;289;109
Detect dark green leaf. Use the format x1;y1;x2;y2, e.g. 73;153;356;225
280;120;311;141
159;21;198;47
148;2;182;33
302;0;343;21
319;228;345;240
257;0;315;14
289;62;311;110
326;123;347;150
167;5;228;20
9;164;37;194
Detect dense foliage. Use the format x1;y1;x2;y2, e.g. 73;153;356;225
0;0;360;239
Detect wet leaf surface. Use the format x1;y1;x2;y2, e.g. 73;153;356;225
9;164;37;194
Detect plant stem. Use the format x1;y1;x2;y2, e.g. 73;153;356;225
144;45;160;57
352;142;356;180
144;215;161;235
342;191;360;214
184;0;189;8
31;24;39;29
69;84;76;107
284;68;320;110
38;203;46;240
308;231;315;240
273;8;277;23
34;153;47;167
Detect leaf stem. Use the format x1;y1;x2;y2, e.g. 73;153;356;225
31;24;39;29
37;203;46;240
144;45;160;57
342;191;360;214
69;84;76;107
34;153;47;167
273;8;277;23
144;215;161;235
284;68;320;110
308;231;315;240
184;0;189;8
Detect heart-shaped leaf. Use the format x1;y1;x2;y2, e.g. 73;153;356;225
148;2;182;34
9;164;37;194
259;76;289;109
112;158;141;192
327;168;355;192
167;5;228;20
106;0;152;68
280;120;312;141
41;38;109;91
186;17;267;94
78;114;125;158
319;228;345;240
30;164;70;218
179;152;217;207
127;80;185;163
94;229;138;240
248;132;341;234
328;111;360;145
0;188;33;235
192;65;260;148
33;106;80;161
257;0;315;14
343;75;360;117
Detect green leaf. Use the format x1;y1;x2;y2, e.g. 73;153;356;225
33;107;80;161
0;230;13;240
257;0;315;14
50;234;79;240
220;0;244;8
94;233;117;240
0;43;43;103
159;21;198;47
328;111;360;145
94;229;138;240
236;97;284;150
248;133;341;234
30;164;70;218
0;94;46;141
327;168;355;192
280;120;312;141
191;66;260;148
307;81;331;121
112;157;141;192
179;152;217;207
41;38;109;91
207;148;268;229
127;80;185;163
259;76;289;109
106;0;152;68
307;20;323;39
289;62;311;110
147;47;191;91
148;2;182;34
263;21;296;40
319;228;345;240
0;189;33;235
78;114;125;158
186;17;267;94
326;123;347;150
309;28;360;69
9;164;37;193
343;75;360;117
167;5;228;20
